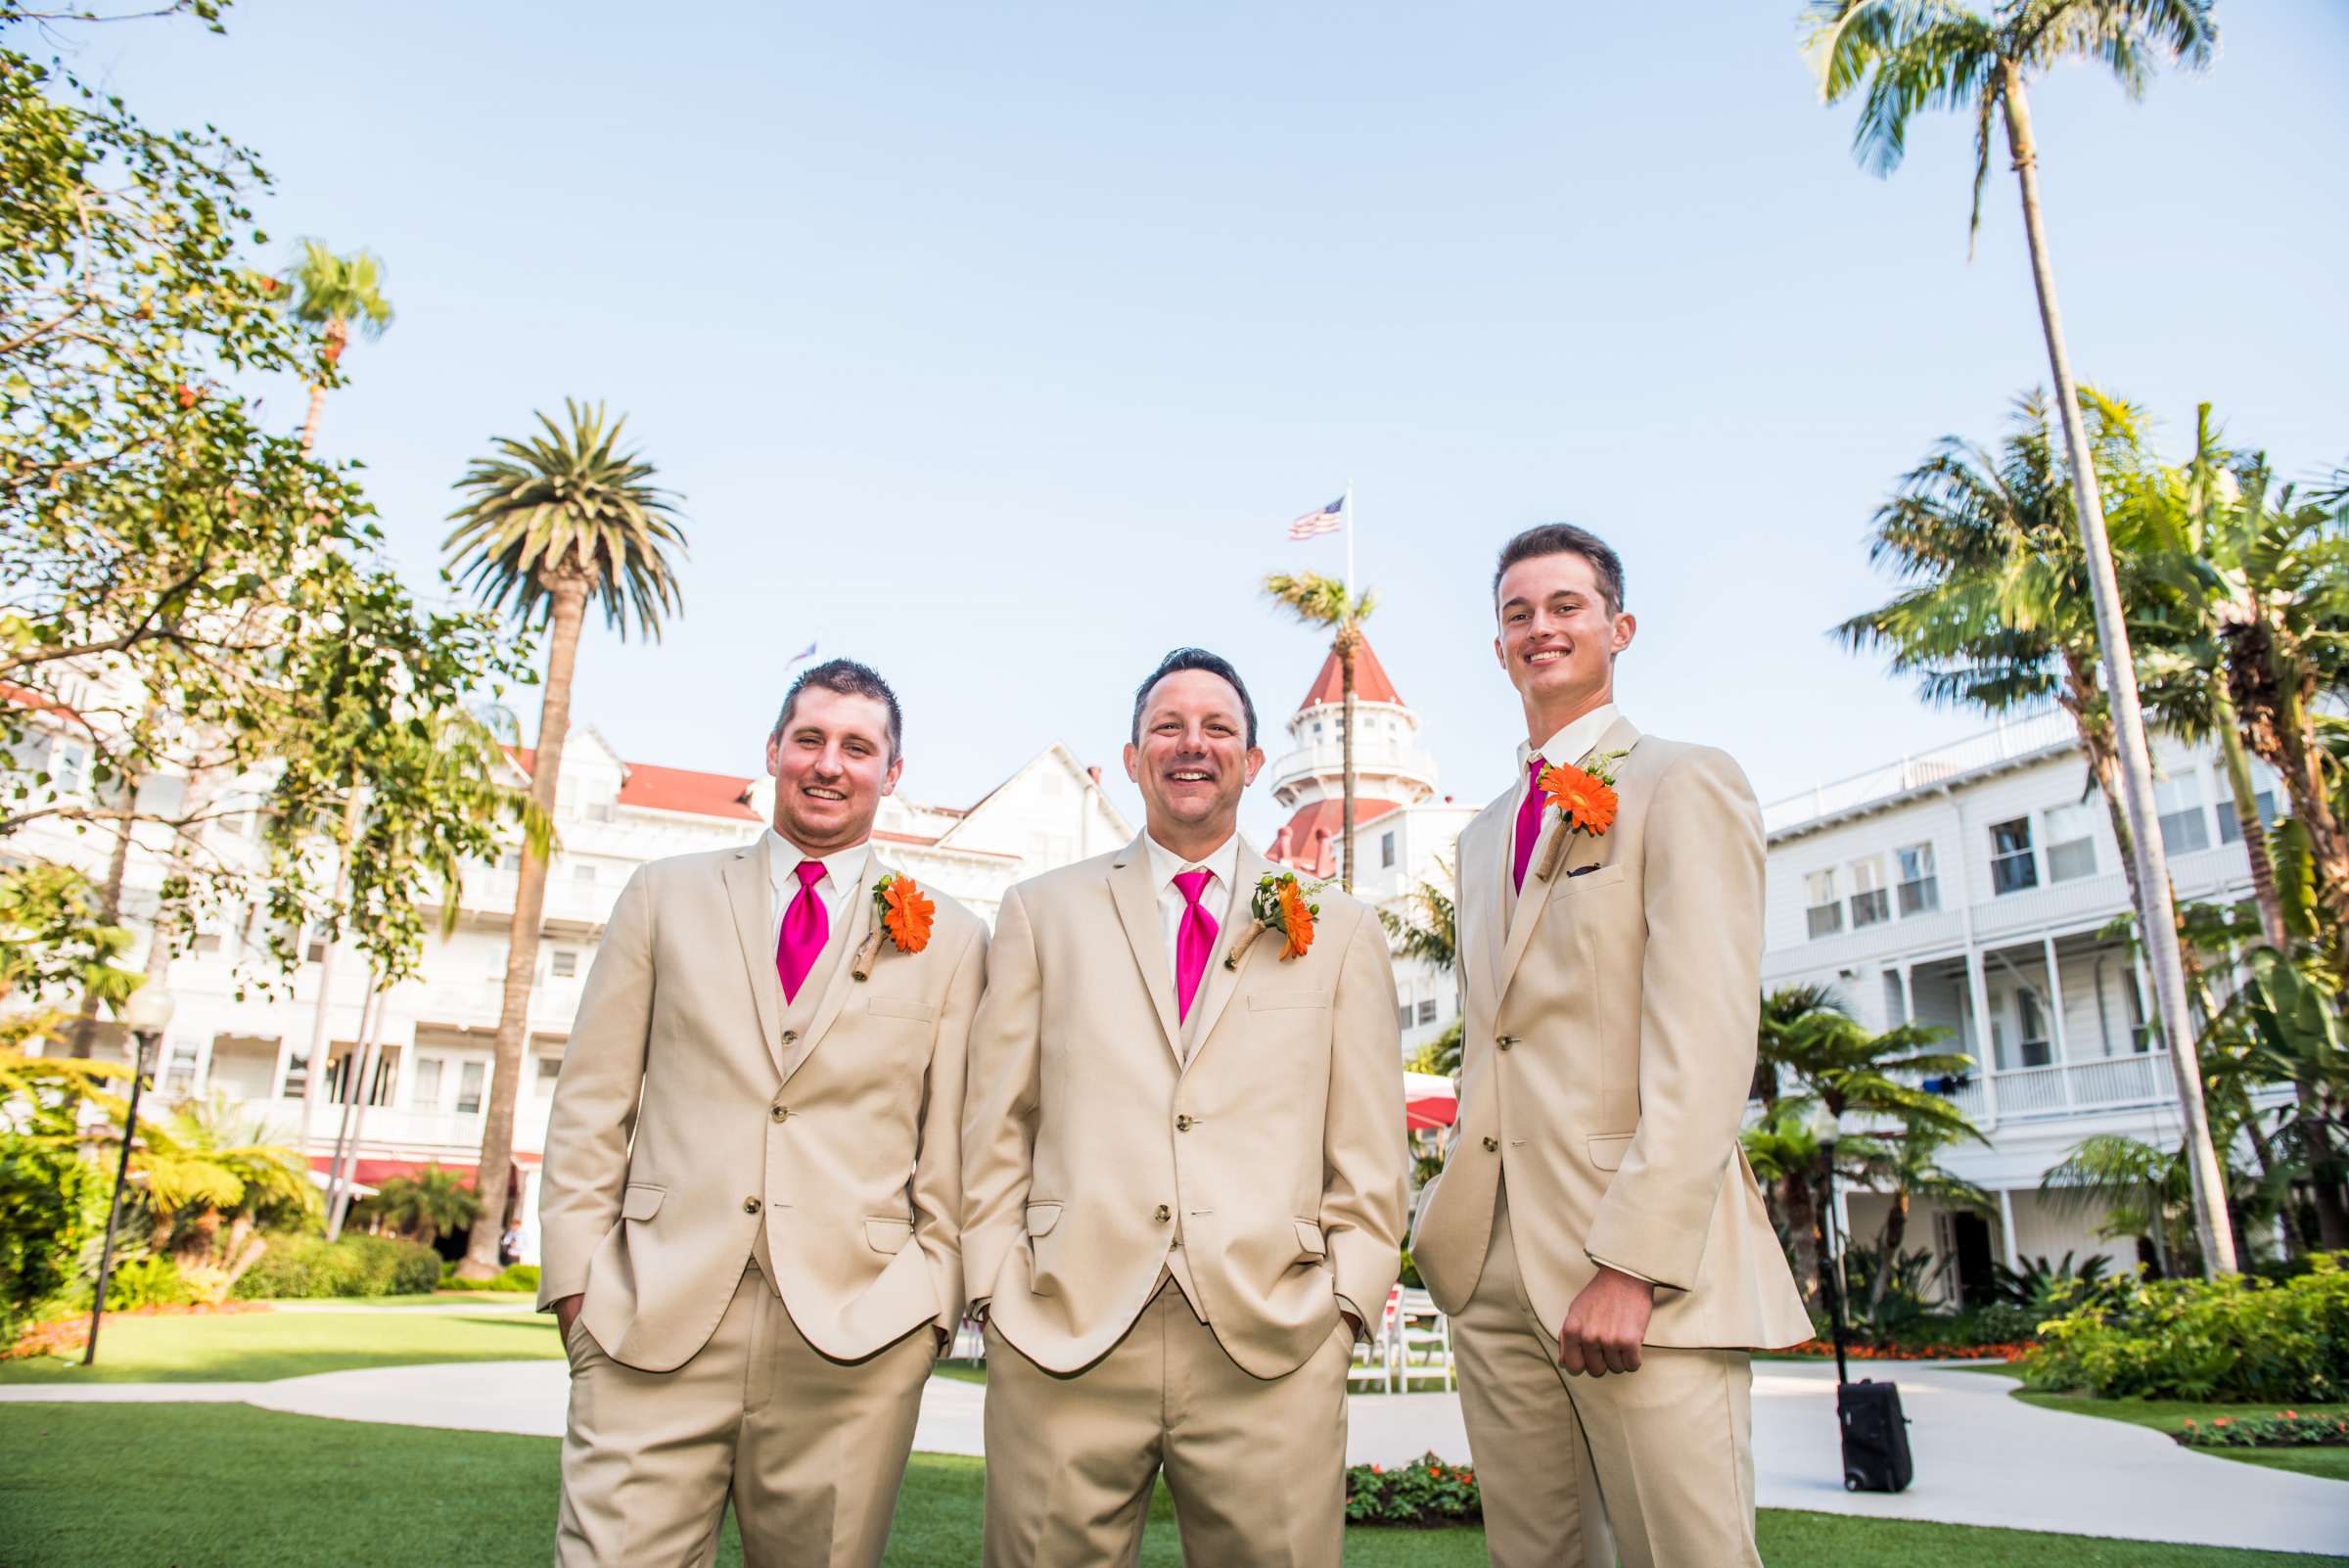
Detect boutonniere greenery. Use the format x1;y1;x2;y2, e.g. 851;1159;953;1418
1533;749;1627;883
1222;871;1321;970
852;873;935;981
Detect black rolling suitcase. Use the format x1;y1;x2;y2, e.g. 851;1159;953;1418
1836;1378;1913;1493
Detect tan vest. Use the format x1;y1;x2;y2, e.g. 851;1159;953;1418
749;913;853;1291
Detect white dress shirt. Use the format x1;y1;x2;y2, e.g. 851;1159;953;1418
1142;829;1241;977
762;827;872;952
1515;702;1623;810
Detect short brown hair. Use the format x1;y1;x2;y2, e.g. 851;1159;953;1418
773;658;902;761
1493;524;1625;615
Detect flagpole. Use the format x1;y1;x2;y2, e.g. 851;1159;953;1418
1344;479;1356;600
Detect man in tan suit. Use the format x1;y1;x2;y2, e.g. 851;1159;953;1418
963;647;1407;1568
1409;526;1813;1568
538;659;988;1568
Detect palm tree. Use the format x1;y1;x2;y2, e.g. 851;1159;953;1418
281;240;392;453
366;1165;484;1250
1805;0;2233;1278
444;399;686;1278
1382;873;1461;1076
1264;572;1376;891
1845;1118;1993;1320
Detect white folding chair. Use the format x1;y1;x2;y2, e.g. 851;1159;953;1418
1347;1283;1404;1393
1392;1285;1454;1391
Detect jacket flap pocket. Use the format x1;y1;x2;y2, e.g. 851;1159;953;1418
1248;992;1328;1011
1586;1133;1635;1172
1556;863;1630;898
1293;1220;1328;1257
622;1183;666;1222
867;996;940;1022
864;1218;914;1254
1024;1201;1063;1237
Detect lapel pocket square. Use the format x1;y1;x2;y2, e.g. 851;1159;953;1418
1567;863;1603;878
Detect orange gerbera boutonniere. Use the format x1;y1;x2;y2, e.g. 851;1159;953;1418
1223;871;1322;970
852;873;935;981
1533;749;1626;883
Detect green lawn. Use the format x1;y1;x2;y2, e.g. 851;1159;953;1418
2011;1389;2349;1484
0;1404;2337;1568
0;1308;562;1385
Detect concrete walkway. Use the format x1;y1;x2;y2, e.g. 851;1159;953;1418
7;1360;2344;1557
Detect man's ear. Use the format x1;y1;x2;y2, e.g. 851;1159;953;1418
764;731;783;776
1241;745;1266;786
1122;741;1141;784
881;755;903;798
1612;612;1637;657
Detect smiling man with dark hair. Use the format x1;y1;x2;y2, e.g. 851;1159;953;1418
963;647;1406;1568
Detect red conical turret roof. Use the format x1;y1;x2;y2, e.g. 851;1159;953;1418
1297;634;1402;711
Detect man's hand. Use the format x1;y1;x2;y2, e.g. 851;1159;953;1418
553;1294;583;1337
1557;1266;1654;1377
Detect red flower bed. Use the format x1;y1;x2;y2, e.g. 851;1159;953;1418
4;1301;271;1360
1780;1338;2030;1362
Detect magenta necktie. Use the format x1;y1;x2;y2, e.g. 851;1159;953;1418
1172;868;1219;1022
776;859;829;1003
1511;756;1547;893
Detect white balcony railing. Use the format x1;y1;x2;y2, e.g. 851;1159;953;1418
1764;709;2076;837
1991;1051;2178;1122
1266;741;1441;792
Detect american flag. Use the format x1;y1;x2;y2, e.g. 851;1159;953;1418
1288;494;1346;539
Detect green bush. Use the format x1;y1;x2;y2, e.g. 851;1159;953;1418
1345;1453;1480;1526
436;1261;537;1293
0;1136;102;1342
102;1254;194;1311
2019;1251;2349;1403
230;1234;441;1300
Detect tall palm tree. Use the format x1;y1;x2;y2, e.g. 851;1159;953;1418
444;399;686;1277
281;240;392;453
1805;0;2233;1277
1264;572;1376;891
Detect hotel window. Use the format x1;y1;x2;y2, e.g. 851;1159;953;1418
1416;998;1438;1026
1989;818;2038;896
47;738;89;796
455;1061;485;1116
410;1055;444;1110
1805;869;1843;940
1895;842;1940;915
1381;831;1397;870
2043;800;2099;883
2217;761;2280;845
550;948;579;979
304;921;333;963
2015;990;2053;1067
501;850;523;872
2153;771;2211;854
1397;1004;1413;1030
536;1055;562;1085
1848;858;1890;928
573;860;597;886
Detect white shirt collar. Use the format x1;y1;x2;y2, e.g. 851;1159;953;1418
763;826;871;898
1143;828;1240;896
1518;703;1623;776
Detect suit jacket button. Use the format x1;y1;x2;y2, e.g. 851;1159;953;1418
1154;1204;1172;1222
1497;1036;1517;1051
1175;1115;1193;1131
1482;1136;1499;1153
781;1030;800;1044
743;1197;762;1215
770;1105;789;1123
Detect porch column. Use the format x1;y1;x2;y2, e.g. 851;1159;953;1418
1965;943;2000;1130
2043;933;2075;1110
1897;962;1916;1026
1997;1187;2023;1271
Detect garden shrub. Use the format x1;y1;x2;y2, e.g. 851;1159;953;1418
230;1233;441;1299
1345;1453;1480;1526
103;1254;194;1311
0;1135;103;1343
2019;1251;2349;1403
2177;1410;2349;1450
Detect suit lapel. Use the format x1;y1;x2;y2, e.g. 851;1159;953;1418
722;844;788;1078
1455;804;1506;1021
1109;837;1185;1068
1495;717;1643;1008
1180;840;1267;1064
782;850;885;1085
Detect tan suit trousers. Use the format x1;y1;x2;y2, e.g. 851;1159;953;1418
981;1284;1350;1568
557;1266;935;1568
1453;1188;1761;1568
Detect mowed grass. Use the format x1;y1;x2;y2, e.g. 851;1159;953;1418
0;1308;562;1385
2011;1390;2349;1484
0;1404;2339;1568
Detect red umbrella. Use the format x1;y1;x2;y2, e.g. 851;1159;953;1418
1405;1070;1455;1130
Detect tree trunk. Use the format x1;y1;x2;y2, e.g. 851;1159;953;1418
1867;1189;1910;1321
322;981;384;1241
67;789;137;1058
2225;616;2349;989
460;576;587;1277
1780;1172;1821;1309
1338;632;1358;894
2212;685;2287;948
299;380;330;456
295;783;364;1174
2002;68;2236;1276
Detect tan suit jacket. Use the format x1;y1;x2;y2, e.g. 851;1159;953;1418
1410;716;1811;1349
963;834;1407;1379
538;840;987;1371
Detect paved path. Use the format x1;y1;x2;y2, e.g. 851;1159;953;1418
7;1360;2344;1557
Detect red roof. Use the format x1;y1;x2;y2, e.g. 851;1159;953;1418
509;747;760;822
1;680;84;722
1267;797;1402;879
1297;635;1402;711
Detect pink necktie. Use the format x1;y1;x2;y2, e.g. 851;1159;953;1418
1511;756;1547;893
776;859;829;1003
1172;868;1219;1022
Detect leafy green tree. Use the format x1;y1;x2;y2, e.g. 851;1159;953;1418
1263;573;1377;891
444;399;687;1277
362;1165;482;1250
280;239;392;453
1839;1119;1992;1320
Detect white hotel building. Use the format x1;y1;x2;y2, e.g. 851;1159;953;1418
1760;708;2282;1297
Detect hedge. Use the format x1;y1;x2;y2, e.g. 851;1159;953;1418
2018;1251;2349;1403
230;1234;442;1300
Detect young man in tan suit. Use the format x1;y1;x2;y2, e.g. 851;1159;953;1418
963;647;1407;1568
1409;527;1812;1568
538;659;988;1568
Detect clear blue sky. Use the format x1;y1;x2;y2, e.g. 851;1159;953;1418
63;1;2349;841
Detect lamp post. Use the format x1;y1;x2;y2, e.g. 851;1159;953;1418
1803;1098;1851;1386
84;983;174;1366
